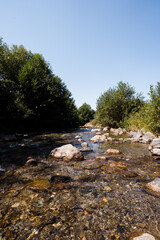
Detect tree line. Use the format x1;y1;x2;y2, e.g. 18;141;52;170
94;81;160;134
0;39;94;134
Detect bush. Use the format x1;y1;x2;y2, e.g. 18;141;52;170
94;81;143;128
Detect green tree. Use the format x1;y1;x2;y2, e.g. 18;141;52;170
78;103;95;125
0;38;79;133
95;81;143;127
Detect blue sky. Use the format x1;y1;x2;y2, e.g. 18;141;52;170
1;0;160;109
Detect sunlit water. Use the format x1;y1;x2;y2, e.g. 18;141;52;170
0;127;160;239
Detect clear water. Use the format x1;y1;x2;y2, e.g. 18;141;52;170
0;127;160;239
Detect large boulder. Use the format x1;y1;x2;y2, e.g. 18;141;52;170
90;135;106;143
50;144;84;161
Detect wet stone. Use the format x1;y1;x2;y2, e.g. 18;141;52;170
27;179;51;190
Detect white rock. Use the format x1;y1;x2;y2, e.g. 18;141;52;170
151;148;160;155
12;202;20;208
150;138;160;147
91;128;101;132
106;149;121;155
75;135;81;139
133;233;155;240
104;133;109;137
103;127;109;132
90;135;106;143
146;177;160;193
50;144;84;161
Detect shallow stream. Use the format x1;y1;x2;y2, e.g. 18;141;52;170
0;127;160;239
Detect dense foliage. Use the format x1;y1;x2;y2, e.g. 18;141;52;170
0;38;79;133
78;103;95;126
126;83;160;134
95;81;144;128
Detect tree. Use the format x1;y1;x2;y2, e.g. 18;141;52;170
0;38;79;133
95;81;143;127
78;103;95;125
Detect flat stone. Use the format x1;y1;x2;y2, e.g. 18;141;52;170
27;179;51;190
91;128;101;132
132;233;155;240
106;149;121;155
91;135;106;143
146;177;160;193
50;144;84;161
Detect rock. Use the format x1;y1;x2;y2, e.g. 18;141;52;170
91;128;101;132
146;177;160;193
12;202;20;208
81;142;88;148
110;128;124;135
25;158;38;166
104;133;109;137
106;149;121;155
80;147;93;152
149;138;160;155
95;156;107;160
90;135;106;143
75;135;81;139
103;127;109;132
150;138;160;147
151;148;160;155
132;233;155;240
129;130;142;140
140;132;155;144
50;144;84;161
27;179;51;190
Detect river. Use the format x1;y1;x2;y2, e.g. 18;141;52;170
0;127;160;239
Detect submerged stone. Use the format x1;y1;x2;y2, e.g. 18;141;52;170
27;179;51;190
50;144;84;161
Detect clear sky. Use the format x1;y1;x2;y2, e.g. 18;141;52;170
1;0;160;109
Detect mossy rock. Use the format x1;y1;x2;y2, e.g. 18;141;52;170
27;179;51;190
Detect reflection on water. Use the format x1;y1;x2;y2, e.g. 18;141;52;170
0;127;160;239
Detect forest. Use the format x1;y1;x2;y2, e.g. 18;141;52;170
0;38;160;134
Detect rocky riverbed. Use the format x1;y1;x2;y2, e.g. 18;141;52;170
0;127;160;239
